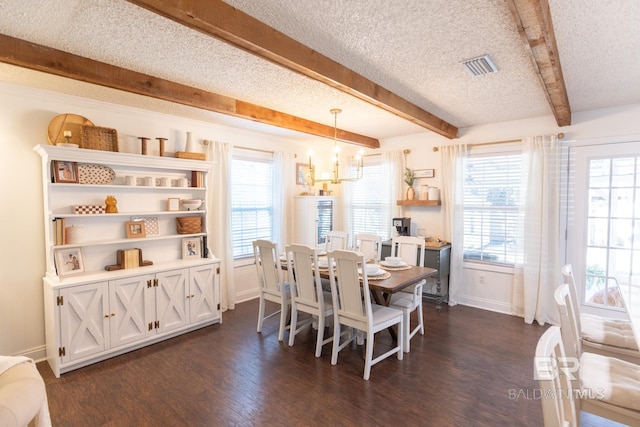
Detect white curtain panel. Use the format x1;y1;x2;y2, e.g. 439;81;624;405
208;140;235;311
440;144;468;306
273;151;297;246
512;135;561;325
383;150;405;234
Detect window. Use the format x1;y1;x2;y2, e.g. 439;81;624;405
231;149;274;259
347;156;392;241
463;150;522;265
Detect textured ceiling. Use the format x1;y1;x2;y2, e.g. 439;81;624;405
0;0;638;142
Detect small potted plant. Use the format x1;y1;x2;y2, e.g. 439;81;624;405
404;167;416;200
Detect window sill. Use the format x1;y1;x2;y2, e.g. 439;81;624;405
463;261;515;275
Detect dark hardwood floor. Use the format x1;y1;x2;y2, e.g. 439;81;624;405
37;299;624;426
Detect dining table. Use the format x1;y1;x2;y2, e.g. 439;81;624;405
282;255;438;341
615;280;640;349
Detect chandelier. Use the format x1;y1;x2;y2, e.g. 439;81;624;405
308;108;364;185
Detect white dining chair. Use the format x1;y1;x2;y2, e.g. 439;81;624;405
561;264;639;363
253;239;291;342
327;249;403;380
285;244;334;357
325;230;348;252
389;235;426;352
354;233;382;263
534;326;578;427
552;284;640;426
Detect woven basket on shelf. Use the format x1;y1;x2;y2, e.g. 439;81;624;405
176;217;202;234
80;125;118;152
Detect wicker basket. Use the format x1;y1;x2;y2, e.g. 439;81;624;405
80;125;118;152
176;216;202;234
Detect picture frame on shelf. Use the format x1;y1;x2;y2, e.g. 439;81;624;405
182;237;202;259
413;168;435;178
167;198;180;211
125;221;146;238
52;160;79;183
54;247;85;277
296;163;310;185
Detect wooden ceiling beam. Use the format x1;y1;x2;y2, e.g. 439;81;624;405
125;0;459;139
506;0;571;126
0;33;379;148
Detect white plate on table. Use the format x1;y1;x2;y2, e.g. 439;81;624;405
359;267;385;276
380;260;408;268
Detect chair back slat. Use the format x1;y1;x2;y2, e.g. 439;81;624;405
326;231;348;251
534;326;578;427
253;239;285;295
391;236;425;266
354;233;382;262
328;250;370;328
286;244;322;305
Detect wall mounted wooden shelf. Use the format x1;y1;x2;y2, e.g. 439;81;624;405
396;200;441;206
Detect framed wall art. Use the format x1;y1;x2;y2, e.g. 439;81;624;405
52;160;79;183
182;237;202;259
296;163;310;185
167;198;180;211
55;247;85;277
413;169;435;178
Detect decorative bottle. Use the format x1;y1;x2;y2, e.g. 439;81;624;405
185;131;195;153
105;195;118;213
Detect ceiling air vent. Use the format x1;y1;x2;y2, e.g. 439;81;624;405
462;55;498;77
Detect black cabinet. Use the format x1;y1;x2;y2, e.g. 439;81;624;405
381;241;451;310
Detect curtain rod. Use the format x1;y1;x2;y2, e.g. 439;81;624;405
236;146;274;154
432;133;565;152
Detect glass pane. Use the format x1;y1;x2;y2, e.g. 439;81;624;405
611;157;636;187
608;248;632;277
588;158;610;188
611;188;633;217
587;217;608;246
588;188;609;217
610;218;633;248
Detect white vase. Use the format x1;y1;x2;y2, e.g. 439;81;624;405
185;131;195;153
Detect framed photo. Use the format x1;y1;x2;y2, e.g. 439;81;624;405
182;237;202;259
167;198;180;211
52;160;79;183
125;221;146;238
296;163;310;185
55;247;85;277
413;168;435;178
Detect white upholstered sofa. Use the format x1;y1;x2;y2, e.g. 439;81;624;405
0;356;50;427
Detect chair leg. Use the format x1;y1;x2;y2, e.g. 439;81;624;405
315;314;325;357
364;331;374;380
278;302;289;342
417;301;424;335
403;310;411;353
288;305;298;346
331;322;341;365
257;296;265;333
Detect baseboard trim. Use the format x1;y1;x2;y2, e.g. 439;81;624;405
455;295;513;316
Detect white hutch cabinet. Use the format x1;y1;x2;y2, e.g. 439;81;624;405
292;196;342;248
35;144;221;377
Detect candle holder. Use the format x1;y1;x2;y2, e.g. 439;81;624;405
63;131;72;144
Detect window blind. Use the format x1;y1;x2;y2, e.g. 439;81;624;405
231;151;273;258
463;152;522;265
348;158;392;241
